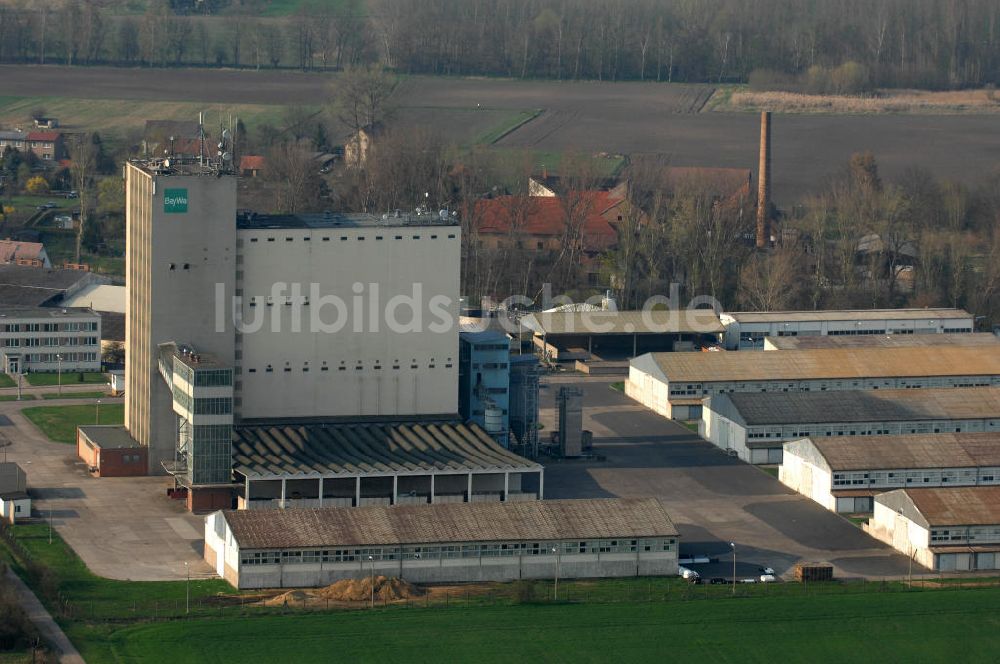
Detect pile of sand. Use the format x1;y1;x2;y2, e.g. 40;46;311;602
263;589;311;606
316;576;426;602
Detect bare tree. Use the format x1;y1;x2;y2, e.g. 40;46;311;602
334;65;396;133
265;141;322;214
69;134;98;265
738;248;805;310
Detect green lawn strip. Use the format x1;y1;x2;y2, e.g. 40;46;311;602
681;421;699;433
40;391;107;400
0;525;231;622
759;466;780;479
92;589;1000;664
24;372;106;387
0;652;34;664
476;108;543;145
21;404;123;443
0;374;14;388
608;382;625;393
257;0;349;17
0;394;35;401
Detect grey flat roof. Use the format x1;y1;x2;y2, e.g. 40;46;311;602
78;425;141;449
522;310;724;336
233;421;541;479
0;265;95;307
642;346;1000;383
720;387;1000;426
765;333;999;350
236;210;458;230
221;497;678;549
798;433;1000;471
0;305;97;320
725;308;971;324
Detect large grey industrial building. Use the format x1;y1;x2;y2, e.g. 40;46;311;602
701;387;1000;464
864;487;1000;571
204;498;679;589
763;332;999;351
720;308;974;350
94;156;541;512
628;345;1000;420
780;434;1000;514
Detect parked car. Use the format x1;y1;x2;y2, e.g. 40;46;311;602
709;577;728;585
739;577;758;584
36;202;56;210
759;566;775;575
759;574;777;583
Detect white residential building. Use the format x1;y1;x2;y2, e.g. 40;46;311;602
0;306;101;375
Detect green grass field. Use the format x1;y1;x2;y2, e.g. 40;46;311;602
3;523;1000;663
71;588;1000;663
0;394;34;401
0;374;14;388
21;403;123;443
40;391;107;400
24;372;106;387
2;525;231;617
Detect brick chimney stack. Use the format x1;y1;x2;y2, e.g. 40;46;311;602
756;111;771;249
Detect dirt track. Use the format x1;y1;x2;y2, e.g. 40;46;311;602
5;65;1000;204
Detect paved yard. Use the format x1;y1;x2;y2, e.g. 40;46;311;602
539;377;913;580
0;397;213;581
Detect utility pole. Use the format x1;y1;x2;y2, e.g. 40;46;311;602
185;562;190;614
56;354;62;397
730;542;736;595
552;547;560;600
368;555;375;608
95;399;101;424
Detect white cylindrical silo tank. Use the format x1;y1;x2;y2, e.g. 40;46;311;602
484;405;504;434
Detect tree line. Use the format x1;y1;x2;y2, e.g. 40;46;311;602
1;0;998;88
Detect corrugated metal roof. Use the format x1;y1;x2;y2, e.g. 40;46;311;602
647;346;1000;383
903;487;1000;526
725;308;971;323
765;333;999;350
222;497;678;549
522;310;723;336
724;387;1000;426
803;433;1000;471
233;421;540;479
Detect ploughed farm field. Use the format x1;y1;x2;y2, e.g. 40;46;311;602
74;588;1000;663
3;65;1000;204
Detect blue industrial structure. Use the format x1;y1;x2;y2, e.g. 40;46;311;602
458;330;511;446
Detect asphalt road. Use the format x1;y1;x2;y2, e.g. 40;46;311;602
539;377;914;580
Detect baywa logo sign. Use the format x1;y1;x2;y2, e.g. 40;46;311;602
163;188;189;214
